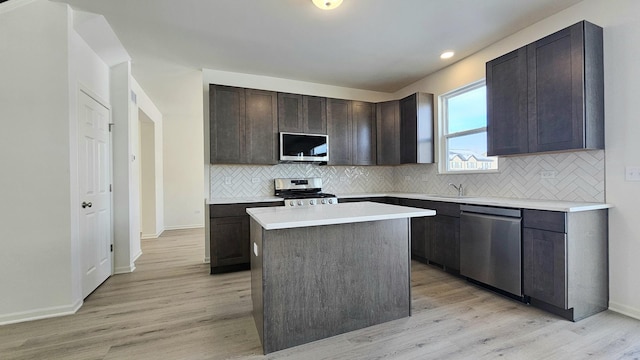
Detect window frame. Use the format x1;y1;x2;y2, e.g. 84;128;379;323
438;79;499;175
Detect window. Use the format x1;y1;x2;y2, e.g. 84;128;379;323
440;81;497;173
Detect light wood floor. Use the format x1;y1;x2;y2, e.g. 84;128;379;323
2;228;640;360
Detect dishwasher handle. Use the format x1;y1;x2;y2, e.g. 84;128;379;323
460;204;521;218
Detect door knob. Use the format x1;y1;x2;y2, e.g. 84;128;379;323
82;201;93;208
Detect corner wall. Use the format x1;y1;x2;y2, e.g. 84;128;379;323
0;0;75;324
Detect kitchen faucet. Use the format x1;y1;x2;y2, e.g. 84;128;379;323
449;183;464;197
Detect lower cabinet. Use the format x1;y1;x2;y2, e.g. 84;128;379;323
522;209;608;321
210;201;282;274
400;199;460;272
523;227;567;309
432;215;460;271
211;216;249;271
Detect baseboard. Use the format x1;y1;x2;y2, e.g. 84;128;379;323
114;264;136;274
163;224;204;231
132;250;142;263
141;229;164;239
204;256;210;264
0;298;83;326
609;301;640;320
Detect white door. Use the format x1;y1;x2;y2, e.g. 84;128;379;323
79;91;112;298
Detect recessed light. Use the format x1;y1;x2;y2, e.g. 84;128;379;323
312;0;343;10
440;51;455;60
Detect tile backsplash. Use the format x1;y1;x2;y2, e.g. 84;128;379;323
209;150;605;203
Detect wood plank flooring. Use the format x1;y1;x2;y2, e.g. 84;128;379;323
1;228;639;359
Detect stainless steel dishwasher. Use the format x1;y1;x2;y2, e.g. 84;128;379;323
460;205;522;297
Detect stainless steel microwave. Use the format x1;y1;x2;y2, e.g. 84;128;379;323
279;132;329;162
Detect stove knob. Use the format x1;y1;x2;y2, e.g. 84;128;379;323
309;199;316;205
297;200;303;206
289;201;295;207
329;199;334;204
321;199;327;204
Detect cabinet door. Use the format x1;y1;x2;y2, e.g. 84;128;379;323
434;215;460;271
527;22;584;153
246;89;278;164
376;100;400;165
210;85;245;163
352;101;376;165
411;216;434;261
327;98;353;165
278;93;303;133
211;216;250;268
303;96;327;134
486;47;529;156
399;94;418;163
523;228;567;309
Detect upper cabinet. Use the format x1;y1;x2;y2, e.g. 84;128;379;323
327;99;377;166
327;98;353;165
352;101;377;165
210;85;278;165
376;100;400;165
399;93;434;164
487;21;604;156
277;93;327;134
377;93;434;165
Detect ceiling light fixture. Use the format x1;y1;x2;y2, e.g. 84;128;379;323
312;0;343;10
440;51;455;60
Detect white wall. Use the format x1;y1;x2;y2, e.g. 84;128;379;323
132;79;164;238
140;113;158;237
162;69;204;230
0;0;73;324
0;0;112;324
393;0;640;319
111;61;141;273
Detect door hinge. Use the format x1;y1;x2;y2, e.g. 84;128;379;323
108;123;114;132
110;184;112;192
110;244;113;252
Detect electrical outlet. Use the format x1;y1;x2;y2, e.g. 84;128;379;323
540;170;557;179
625;166;640;181
421;175;429;182
340;176;347;182
251;177;260;183
224;177;232;185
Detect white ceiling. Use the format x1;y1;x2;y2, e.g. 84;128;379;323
55;0;583;114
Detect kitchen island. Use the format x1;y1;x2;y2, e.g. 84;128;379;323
247;201;435;354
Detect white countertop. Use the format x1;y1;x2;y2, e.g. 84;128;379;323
246;201;436;230
209;192;612;212
335;192;612;212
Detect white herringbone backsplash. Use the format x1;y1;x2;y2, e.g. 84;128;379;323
210;150;605;203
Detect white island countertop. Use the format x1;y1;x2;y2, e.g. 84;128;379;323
246;201;436;230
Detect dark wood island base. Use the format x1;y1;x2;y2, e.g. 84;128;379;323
250;218;411;354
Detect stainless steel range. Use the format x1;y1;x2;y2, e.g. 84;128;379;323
274;178;338;207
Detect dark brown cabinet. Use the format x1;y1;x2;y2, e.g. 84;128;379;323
486;47;529;156
209;201;282;274
487;21;604;156
352;101;376;165
522;208;608;321
327;99;377;166
376;100;400;165
210;85;278;164
398;198;459;271
278;93;327;134
327;98;353;165
399;93;434;164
